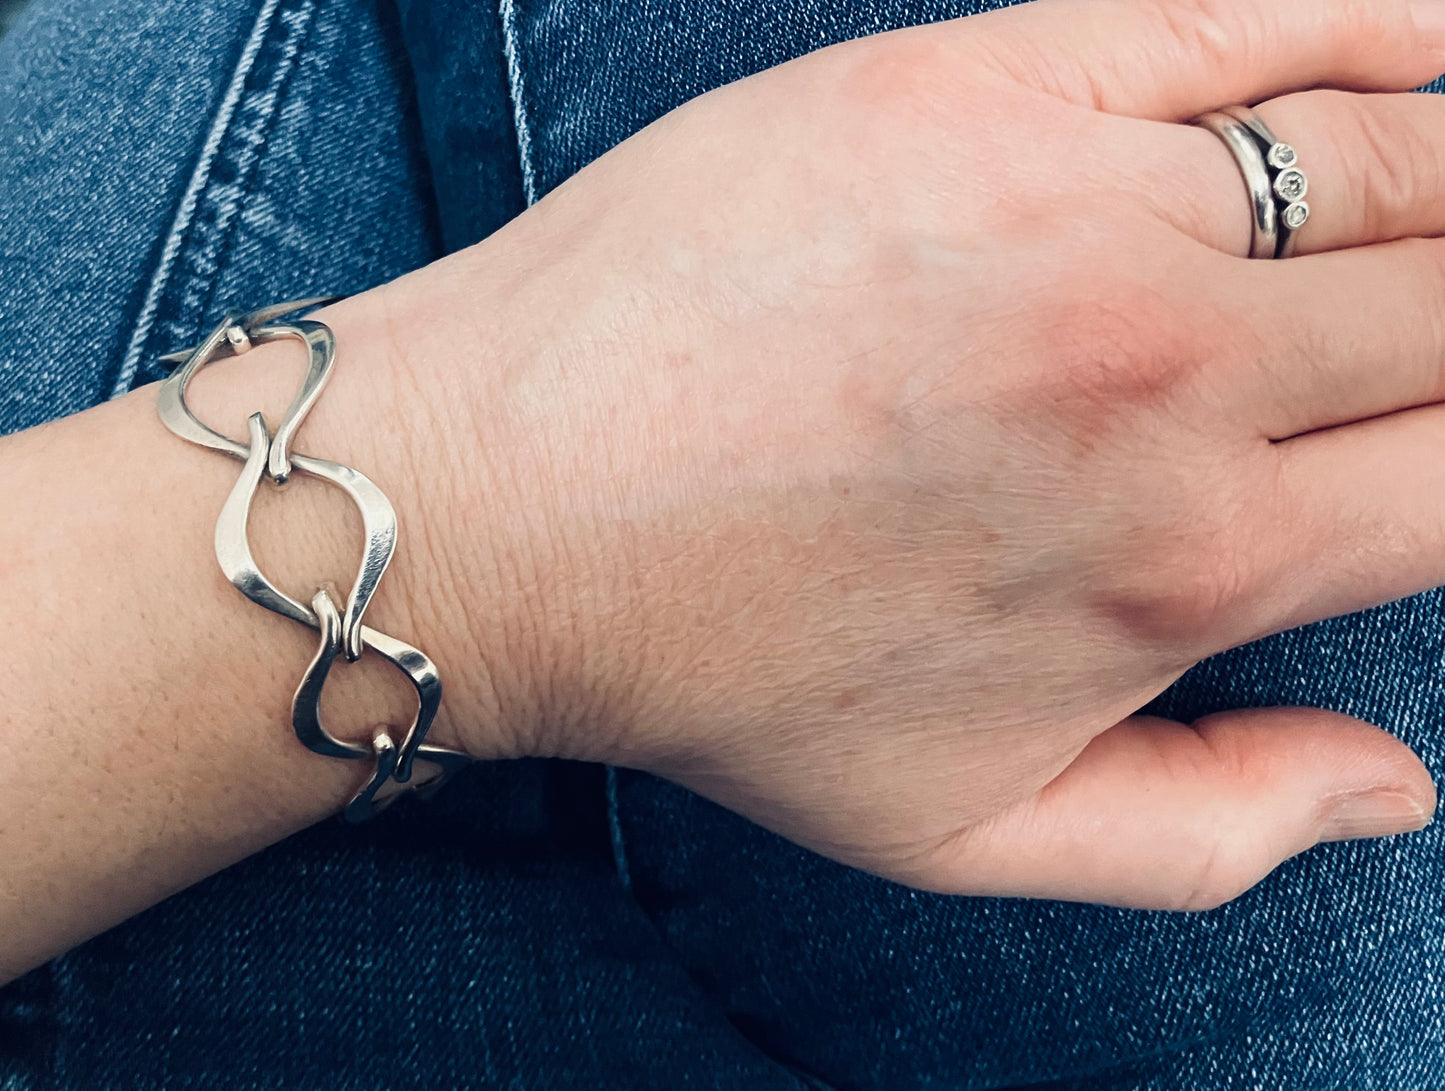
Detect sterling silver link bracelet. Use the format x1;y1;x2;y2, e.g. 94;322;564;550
157;298;472;821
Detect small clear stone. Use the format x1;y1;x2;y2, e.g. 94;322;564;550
1282;202;1310;230
1274;168;1308;202
1267;143;1298;169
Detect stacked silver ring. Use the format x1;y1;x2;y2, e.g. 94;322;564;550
1192;105;1311;260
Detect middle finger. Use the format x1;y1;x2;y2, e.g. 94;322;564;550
1206;236;1445;441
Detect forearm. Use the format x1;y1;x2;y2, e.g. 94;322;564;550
0;281;518;983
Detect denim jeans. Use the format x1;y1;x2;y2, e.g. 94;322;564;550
3;0;1445;1087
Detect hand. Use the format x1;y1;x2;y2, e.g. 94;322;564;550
423;0;1445;910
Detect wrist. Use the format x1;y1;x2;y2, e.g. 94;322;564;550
0;276;573;981
383;237;658;769
156;286;532;767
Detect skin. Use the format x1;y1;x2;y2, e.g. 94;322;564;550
4;0;1445;985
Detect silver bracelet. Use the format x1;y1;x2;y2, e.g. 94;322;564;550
156;298;472;821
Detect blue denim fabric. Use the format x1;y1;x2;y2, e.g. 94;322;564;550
4;0;1445;1087
0;3;805;1088
392;0;525;251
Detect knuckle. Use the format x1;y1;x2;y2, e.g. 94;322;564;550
1087;478;1262;648
1397;236;1445;371
1162;721;1268;912
1379;237;1445;399
1006;267;1265;651
1149;0;1240;82
1169;839;1250;912
979;33;1113;113
1024;270;1206;420
1398;234;1445;290
1334;91;1441;233
1102;536;1255;646
831;32;961;125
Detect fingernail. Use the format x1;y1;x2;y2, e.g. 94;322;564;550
1320;789;1434;843
1413;2;1445;61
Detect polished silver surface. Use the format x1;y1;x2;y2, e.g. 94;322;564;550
157;299;471;821
1219;104;1311;260
296;588;375;762
1192;111;1278;260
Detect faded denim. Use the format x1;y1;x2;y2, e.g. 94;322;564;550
3;0;1445;1087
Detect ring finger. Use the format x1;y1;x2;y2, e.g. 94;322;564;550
1152;88;1445;258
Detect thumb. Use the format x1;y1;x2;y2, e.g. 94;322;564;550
929;708;1435;910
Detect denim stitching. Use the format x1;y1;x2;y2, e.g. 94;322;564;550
46;954;75;1089
109;0;285;399
187;0;323;334
604;765;633;893
0;961;52;1090
136;0;321;391
497;0;539;206
498;0;638;904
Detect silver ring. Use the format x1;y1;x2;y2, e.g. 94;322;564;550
1192;105;1311;259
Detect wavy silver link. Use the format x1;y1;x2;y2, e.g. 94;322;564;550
157;299;472;820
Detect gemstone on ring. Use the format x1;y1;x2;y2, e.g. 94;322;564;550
1282;201;1310;231
1266;143;1298;170
1273;167;1308;203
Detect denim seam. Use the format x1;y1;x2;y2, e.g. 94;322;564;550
604;765;633;893
189;0;323;332
497;0;539;205
609;774;835;1089
109;0;285;398
138;0;321;390
48;951;76;1088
